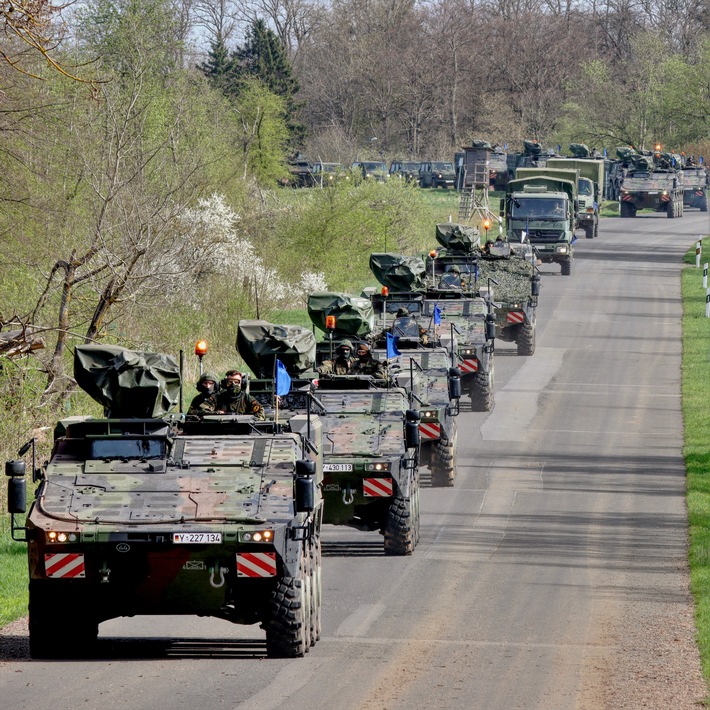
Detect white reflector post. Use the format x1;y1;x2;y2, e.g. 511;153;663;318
705;288;710;318
697;240;702;268
704;263;708;289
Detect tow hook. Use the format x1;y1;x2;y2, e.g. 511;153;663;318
342;487;355;505
99;563;111;584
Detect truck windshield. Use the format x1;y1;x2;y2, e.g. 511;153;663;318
578;181;593;196
511;197;566;219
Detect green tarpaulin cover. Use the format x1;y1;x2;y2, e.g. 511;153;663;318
435;223;480;252
370;253;426;291
307;293;374;336
74;345;180;418
237;320;316;377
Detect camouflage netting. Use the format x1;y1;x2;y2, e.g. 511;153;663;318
523;140;542;155
569;143;590;158
74;345;180;418
307;293;374;336
435;223;480;252
236;320;316;377
478;254;534;302
370;253;426;291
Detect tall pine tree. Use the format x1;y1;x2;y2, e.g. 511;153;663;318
233;20;305;148
198;37;231;92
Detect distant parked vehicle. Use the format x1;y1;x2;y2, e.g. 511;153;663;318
389;160;421;183
311;162;350;186
355;161;389;181
419;161;456;188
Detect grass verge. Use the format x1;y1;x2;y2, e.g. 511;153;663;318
0;529;28;626
683;235;710;682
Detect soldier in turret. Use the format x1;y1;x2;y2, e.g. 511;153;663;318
188;373;219;414
318;340;355;375
350;341;387;379
215;370;264;419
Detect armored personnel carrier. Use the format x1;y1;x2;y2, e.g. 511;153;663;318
6;345;323;659
255;302;422;555
680;164;708;211
370;245;496;411
425;223;539;356
619;153;684;218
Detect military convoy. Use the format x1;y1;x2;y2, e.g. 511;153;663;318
7;345;324;659
681;164;708;212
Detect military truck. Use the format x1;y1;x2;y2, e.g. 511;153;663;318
389;160;421;183
7;345;324;659
370;246;496;411
502;174;577;275
546;158;605;238
618;153;684;218
680;165;708;211
302;297;422;552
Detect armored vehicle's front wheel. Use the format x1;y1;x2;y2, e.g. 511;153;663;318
667;201;675;218
265;544;311;658
700;196;708;212
584;223;594;239
516;321;536;356
384;487;418;555
470;371;494;411
430;429;457;487
561;257;572;276
29;584;98;659
620;202;635;218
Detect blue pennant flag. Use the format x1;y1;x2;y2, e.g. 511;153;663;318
275;359;291;396
433;305;442;325
386;332;401;359
571;235;578;245
603;147;608;157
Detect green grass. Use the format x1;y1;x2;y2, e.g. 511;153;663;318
0;532;29;626
683;236;710;684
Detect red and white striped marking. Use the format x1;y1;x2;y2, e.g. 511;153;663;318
459;358;478;374
506;311;525;324
237;552;277;577
419;422;441;440
44;553;85;579
363;478;393;497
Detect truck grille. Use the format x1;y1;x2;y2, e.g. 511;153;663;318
515;229;563;243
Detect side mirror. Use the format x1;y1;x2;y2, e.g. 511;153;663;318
485;314;496;341
531;275;541;296
295;459;316;478
405;421;420;449
5;460;25;477
8;477;26;514
405;409;421;422
448;368;462;400
499;198;505;216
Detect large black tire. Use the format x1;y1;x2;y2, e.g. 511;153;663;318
584;223;594;239
383;488;417;556
516;321;536;356
667;200;675;218
430;429;456;487
700;196;708;212
620;201;634;218
560;257;572;276
470;371;494;411
29;585;98;659
265;546;310;658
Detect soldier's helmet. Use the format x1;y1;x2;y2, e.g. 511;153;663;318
396;307;409;317
338;339;354;355
197;373;219;394
448;264;461;273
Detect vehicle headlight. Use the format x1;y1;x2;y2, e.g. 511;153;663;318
556;245;568;254
241;530;274;543
422;410;437;418
366;462;391;472
47;531;78;543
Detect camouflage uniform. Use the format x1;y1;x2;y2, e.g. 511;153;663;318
216;389;265;420
318;339;355;375
188;372;219;415
350;356;387;379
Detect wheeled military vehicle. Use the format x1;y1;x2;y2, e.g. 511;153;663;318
680;165;708;211
502;173;577;275
426;224;539;356
7;344;323;659
547;158;605;238
302;298;421;553
370;246;496;411
389;160;421;183
419;160;456;188
619;153;684;218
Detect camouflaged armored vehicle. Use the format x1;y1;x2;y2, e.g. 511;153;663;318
370;248;496;412
619;153;684;218
680;165;708;211
6;344;323;659
425;222;539;353
299;298;422;553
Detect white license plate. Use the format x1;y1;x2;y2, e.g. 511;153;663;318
323;463;353;472
647;191;658;194
172;532;222;544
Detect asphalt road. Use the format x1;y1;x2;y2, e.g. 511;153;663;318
1;210;709;709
